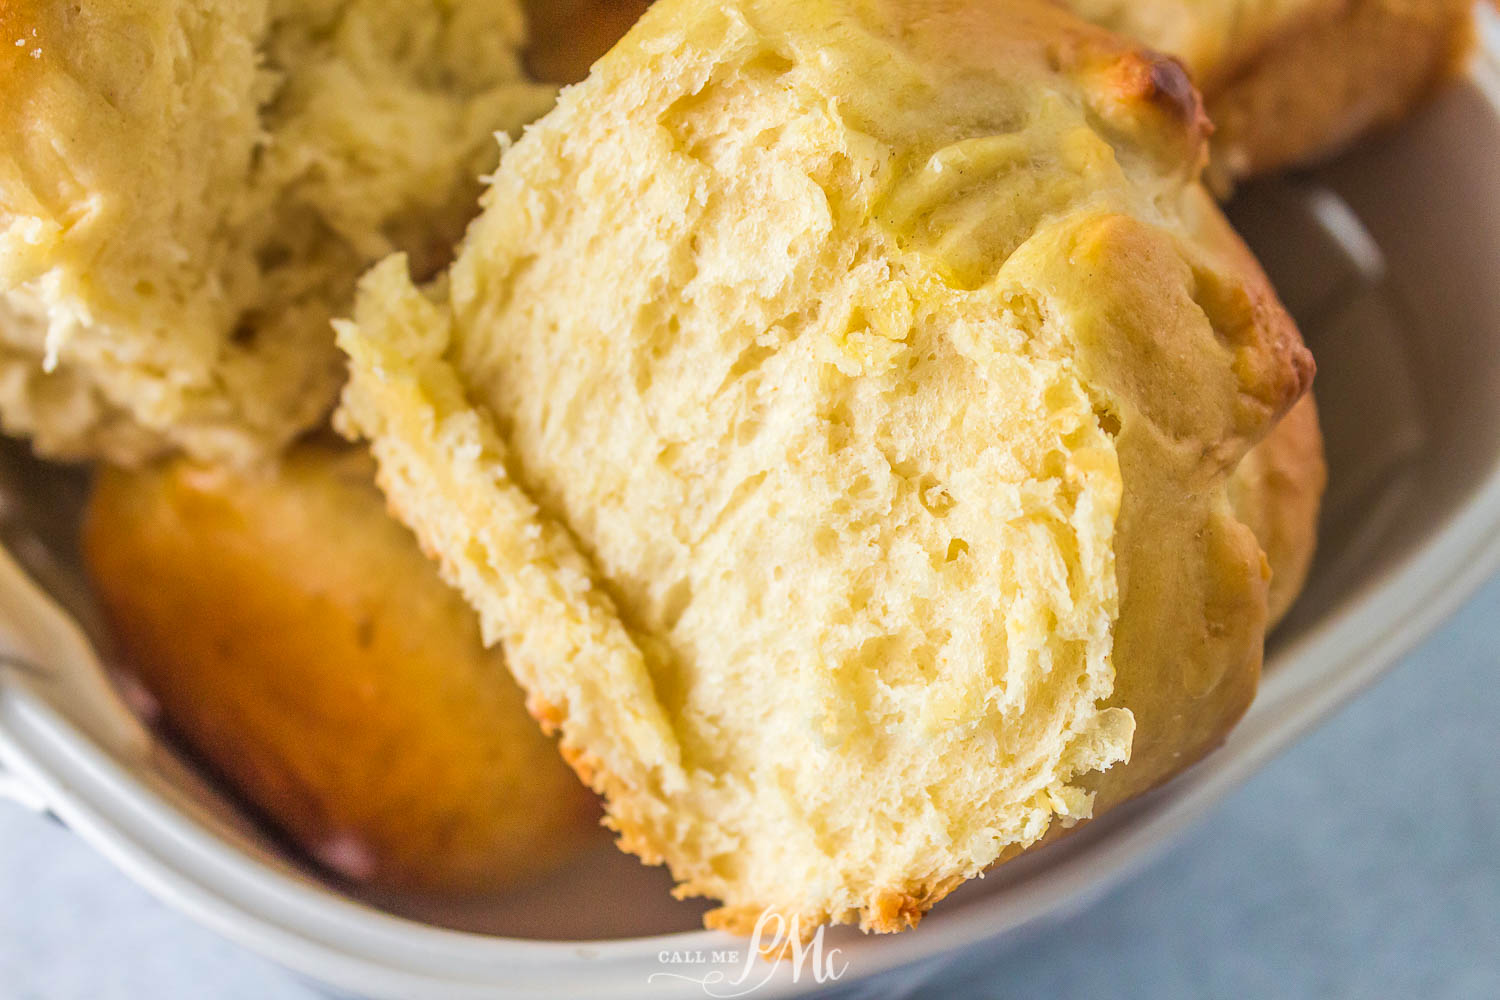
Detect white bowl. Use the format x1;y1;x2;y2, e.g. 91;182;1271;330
2;12;1497;998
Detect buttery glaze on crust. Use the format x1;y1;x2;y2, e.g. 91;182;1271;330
0;0;557;465
338;0;1314;935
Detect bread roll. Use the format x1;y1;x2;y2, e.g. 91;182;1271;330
336;0;1315;934
0;0;557;465
1066;0;1474;182
83;445;600;895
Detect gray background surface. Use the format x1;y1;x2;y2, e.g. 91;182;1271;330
3;575;1498;1000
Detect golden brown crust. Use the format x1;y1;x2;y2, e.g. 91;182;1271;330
1061;0;1475;183
1087;47;1211;160
1230;394;1326;626
83;445;600;895
1007;204;1302;816
1200;0;1475;182
867;0;1215;173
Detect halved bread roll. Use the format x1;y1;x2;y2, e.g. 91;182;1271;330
0;0;557;465
336;0;1317;934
